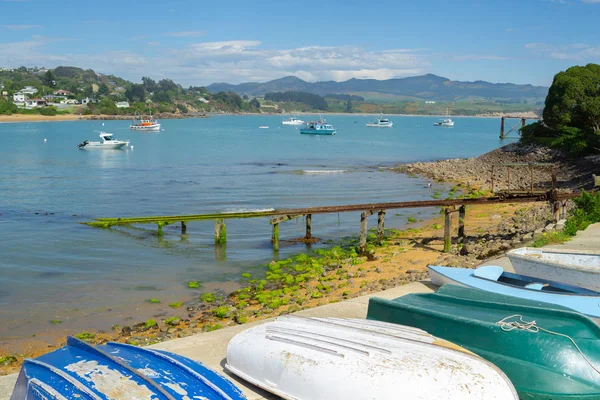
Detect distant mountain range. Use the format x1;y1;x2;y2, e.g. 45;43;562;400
206;74;548;102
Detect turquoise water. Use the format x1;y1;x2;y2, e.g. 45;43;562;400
0;114;507;338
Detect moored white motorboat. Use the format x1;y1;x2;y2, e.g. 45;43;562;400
77;132;129;149
366;114;393;127
507;247;600;291
225;316;518;400
434;107;454;126
282;117;304;125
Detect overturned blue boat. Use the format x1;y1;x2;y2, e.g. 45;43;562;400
11;336;246;400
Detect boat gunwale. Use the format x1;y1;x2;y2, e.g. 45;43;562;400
507;247;600;274
429;265;600;298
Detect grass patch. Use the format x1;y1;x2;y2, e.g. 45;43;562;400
0;356;17;366
213;306;230;318
532;231;571;248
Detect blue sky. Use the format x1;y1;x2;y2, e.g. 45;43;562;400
1;0;599;87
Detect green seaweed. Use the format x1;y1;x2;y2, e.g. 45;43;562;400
0;356;17;366
169;301;183;308
75;332;95;340
148;298;160;304
165;317;180;326
187;281;201;289
201;292;217;303
145;319;157;328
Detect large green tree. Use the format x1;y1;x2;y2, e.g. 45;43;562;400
543;63;600;133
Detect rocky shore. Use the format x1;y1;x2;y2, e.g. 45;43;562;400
394;142;599;192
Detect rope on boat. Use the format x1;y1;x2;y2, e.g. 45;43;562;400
497;314;600;375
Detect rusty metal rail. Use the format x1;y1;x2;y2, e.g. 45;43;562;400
85;190;579;254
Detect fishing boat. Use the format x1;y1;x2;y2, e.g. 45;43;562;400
434;107;454;127
300;118;336;135
282;117;305;125
429;265;600;317
77;132;129;149
366;114;393;128
507;247;600;291
367;284;600;400
11;336;246;400
225;316;518;400
130;111;161;131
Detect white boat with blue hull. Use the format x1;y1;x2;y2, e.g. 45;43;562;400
507;247;600;292
300;119;336;135
429;265;600;318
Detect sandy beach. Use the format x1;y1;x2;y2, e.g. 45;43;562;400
0;114;83;123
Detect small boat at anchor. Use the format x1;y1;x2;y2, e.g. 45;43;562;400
130;111;161;131
429;265;600;317
226;316;518;400
434;107;454;127
77;132;129;149
282;117;305;125
300;118;336;135
11;336;247;400
366;114;393;128
507;247;600;291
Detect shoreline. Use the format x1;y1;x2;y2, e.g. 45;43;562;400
0;111;537;124
0;142;582;375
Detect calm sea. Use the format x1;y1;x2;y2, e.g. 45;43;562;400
0;114;507;339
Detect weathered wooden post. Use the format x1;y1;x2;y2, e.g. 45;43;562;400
214;218;226;245
521;117;526;130
500;117;505;139
377;210;386;245
553;201;561;223
181;221;187;235
443;208;452;253
359;211;369;254
272;223;280;251
305;214;312;240
458;205;466;245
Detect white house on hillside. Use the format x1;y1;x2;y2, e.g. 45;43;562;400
115;101;130;108
20;86;38;95
198;97;210;103
13;92;28;103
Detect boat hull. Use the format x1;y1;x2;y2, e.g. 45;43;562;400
507;247;600;291
11;336;246;400
428;265;600;317
367;284;600;400
80;142;128;149
282;121;304;125
300;129;336;135
226;316;517;400
366;123;393;127
130;124;161;131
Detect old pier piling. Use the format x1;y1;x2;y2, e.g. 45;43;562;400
85;189;577;255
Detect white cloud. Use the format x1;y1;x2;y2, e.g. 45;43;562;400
582;0;600;3
0;36;508;86
526;42;600;60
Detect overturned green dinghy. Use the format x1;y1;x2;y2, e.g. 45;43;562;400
367;284;600;400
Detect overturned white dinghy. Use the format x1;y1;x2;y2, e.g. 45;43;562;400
225;316;518;400
507;247;600;291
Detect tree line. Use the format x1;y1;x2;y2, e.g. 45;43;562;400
264;91;328;110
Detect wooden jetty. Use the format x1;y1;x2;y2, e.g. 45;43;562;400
85;191;577;254
499;116;542;140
